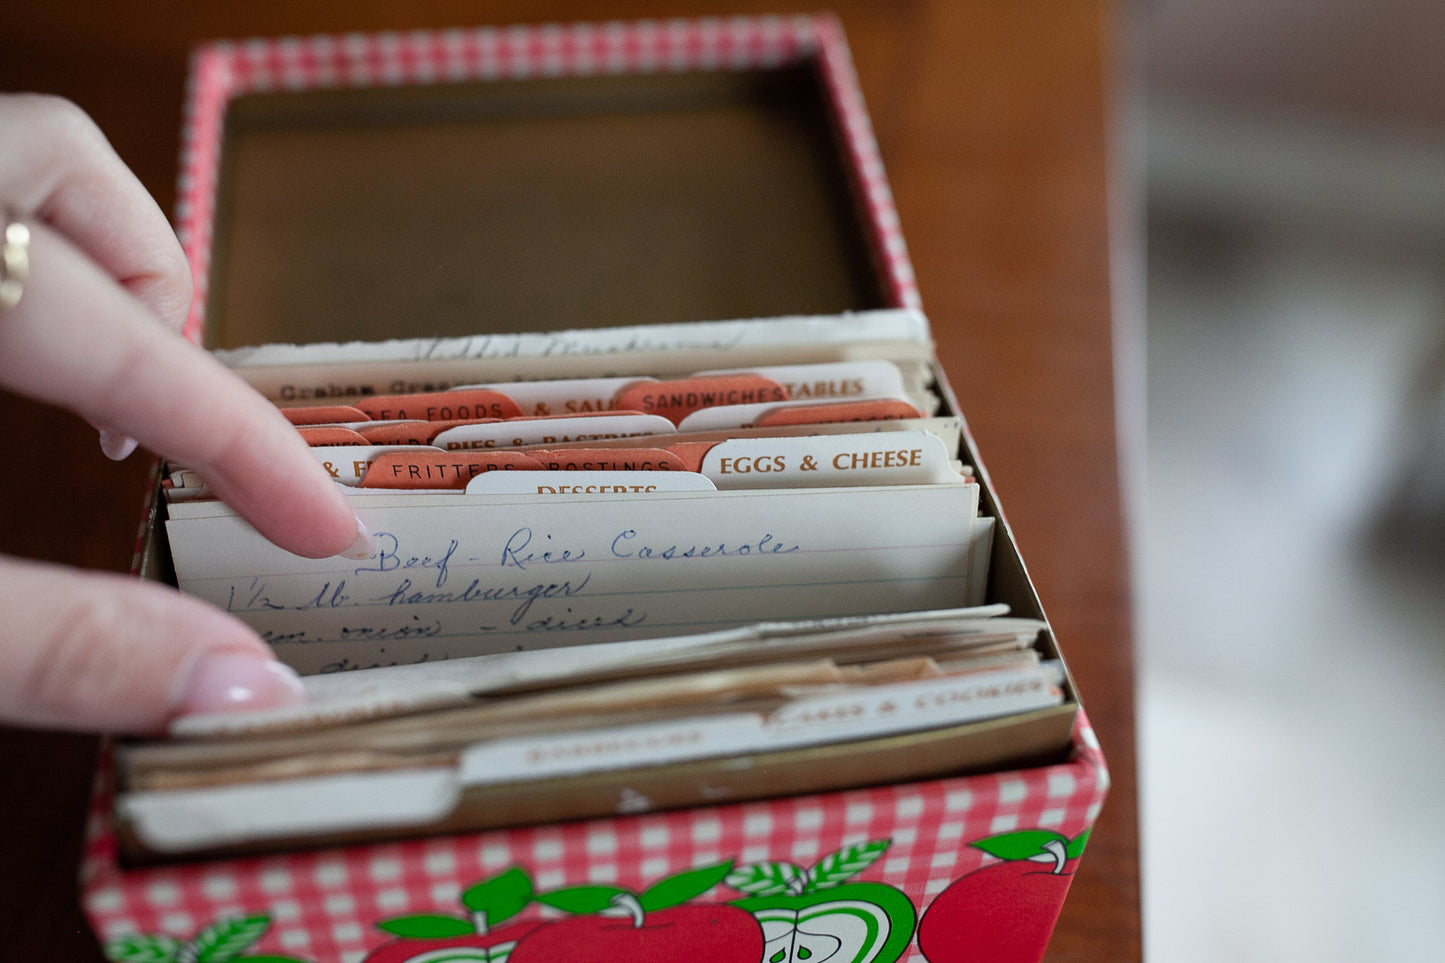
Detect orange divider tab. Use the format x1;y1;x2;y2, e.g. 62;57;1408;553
360;450;545;489
357;419;501;446
664;441;720;473
613;375;789;425
354;388;523;422
530;448;691;472
296;426;371;446
281;404;370;425
755;398;923;427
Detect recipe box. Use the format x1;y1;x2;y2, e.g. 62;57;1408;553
81;17;1109;963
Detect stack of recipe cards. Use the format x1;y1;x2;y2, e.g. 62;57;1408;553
119;309;1075;858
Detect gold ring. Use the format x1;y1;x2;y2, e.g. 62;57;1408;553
1;208;32;311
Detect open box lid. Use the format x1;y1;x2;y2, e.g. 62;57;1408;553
179;16;920;350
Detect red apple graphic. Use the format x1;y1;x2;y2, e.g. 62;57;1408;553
364;926;544;963
509;861;763;963
916;829;1090;963
365;866;546;963
104;913;311;963
727;839;916;963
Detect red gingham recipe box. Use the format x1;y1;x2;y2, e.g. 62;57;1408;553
83;16;1109;963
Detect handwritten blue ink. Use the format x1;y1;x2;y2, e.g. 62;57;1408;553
318;651;442;674
228;578;286;612
335;618;444;642
353;532;458;588
371;572;593;624
301;580;350;610
259;629;312;646
610;529;800;560
524;608;646;632
500;527;587;570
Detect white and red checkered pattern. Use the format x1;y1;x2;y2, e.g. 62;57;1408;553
83;715;1106;962
87;18;1107;963
174;14;918;347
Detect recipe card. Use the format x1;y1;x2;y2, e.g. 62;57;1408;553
167;484;982;674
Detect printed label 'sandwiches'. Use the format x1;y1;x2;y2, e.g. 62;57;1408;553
614;375;789;425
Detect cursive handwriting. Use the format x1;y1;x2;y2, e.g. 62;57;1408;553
352;532;458;588
523;608;646;632
500;527;587;570
228;578;286;612
334;618;444;642
371;572;593;625
259;629;313;646
317;651;442;673
609;529;800;560
539;330;746;358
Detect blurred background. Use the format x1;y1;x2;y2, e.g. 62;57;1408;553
1137;0;1445;959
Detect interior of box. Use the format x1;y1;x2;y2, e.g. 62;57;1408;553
205;63;887;349
171;54;1077;699
163;53;1077;710
118;55;1083;860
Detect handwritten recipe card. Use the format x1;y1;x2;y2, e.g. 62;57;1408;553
169;482;980;673
123;312;1072;854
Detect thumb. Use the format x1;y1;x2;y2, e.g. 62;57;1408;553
0;555;302;733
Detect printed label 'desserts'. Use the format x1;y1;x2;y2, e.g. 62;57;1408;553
465;470;717;495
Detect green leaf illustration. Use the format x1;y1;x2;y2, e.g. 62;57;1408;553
971;830;1068;862
461;866;534;925
725;861;807;898
1065;828;1092;860
536;885;627;915
376;914;475;939
194;915;271;963
808;839;891;891
104;934;185;963
639;861;734;911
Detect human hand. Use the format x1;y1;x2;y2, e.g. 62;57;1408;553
0;94;372;733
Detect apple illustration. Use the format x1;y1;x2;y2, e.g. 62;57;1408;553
916;828;1090;963
364;866;546;963
727;839;916;963
105;913;309;963
509;861;763;963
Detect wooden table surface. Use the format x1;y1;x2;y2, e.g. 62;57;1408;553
0;3;1139;960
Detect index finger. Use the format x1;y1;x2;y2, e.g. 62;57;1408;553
0;220;368;560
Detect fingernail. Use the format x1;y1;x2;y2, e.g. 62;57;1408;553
99;429;139;460
338;513;375;560
175;652;304;716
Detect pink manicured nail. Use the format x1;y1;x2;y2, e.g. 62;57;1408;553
175;652;304;716
99;429;139;460
338;513;375;560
